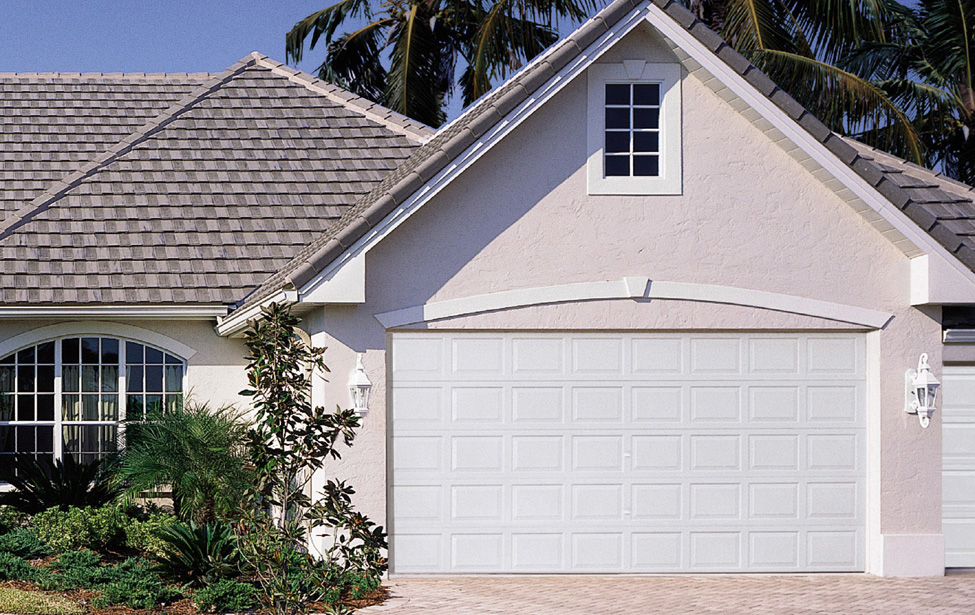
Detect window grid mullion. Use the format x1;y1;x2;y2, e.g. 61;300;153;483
54;339;62;462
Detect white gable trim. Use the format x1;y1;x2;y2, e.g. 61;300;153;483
0;305;228;320
215;289;297;337
375;277;892;329
0;321;197;360
642;3;975;301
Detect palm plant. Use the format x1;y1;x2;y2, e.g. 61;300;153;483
286;0;598;126
115;401;252;524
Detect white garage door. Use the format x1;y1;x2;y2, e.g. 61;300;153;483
943;365;975;567
390;332;866;573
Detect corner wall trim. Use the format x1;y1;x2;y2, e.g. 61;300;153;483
374;278;893;329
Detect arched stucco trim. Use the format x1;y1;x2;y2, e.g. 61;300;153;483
374;277;894;329
0;322;198;360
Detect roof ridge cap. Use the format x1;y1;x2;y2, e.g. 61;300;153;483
248;52;435;143
0;55;260;241
0;71;215;79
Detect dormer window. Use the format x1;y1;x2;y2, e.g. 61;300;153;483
588;62;681;195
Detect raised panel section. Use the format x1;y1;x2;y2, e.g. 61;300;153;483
452;387;503;422
452;338;503;374
633;484;681;519
572;338;623;373
512;534;562;570
690;387;741;422
452;437;503;471
512;436;563;471
632;386;682;422
512;485;562;520
632;338;682;373
512;338;563;374
571;534;623;570
632;435;682;471
452;534;503;569
512;387;563;422
572;436;623;471
633;533;682;568
572;387;623;422
452;485;503;521
393;387;443;422
749;338;799;374
690;338;741;373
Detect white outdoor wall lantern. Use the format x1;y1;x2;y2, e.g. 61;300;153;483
348;353;372;416
905;353;940;428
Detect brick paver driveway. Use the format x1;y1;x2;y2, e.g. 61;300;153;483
358;573;975;614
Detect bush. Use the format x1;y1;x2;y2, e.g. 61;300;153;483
192;579;256;613
123;508;178;556
32;506;125;553
92;573;183;611
0;552;34;581
0;528;48;559
0;506;27;533
152;521;238;586
345;571;381;600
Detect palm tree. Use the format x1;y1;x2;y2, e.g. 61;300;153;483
286;0;598;127
690;0;973;181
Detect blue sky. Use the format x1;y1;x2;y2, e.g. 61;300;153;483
0;1;328;75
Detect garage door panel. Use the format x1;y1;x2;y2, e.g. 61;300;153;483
392;333;866;573
944;366;975;567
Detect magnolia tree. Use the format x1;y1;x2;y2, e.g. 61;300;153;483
235;303;386;615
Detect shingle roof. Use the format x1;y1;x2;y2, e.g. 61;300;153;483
239;0;975;313
0;53;430;305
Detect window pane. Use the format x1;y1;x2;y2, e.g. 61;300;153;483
36;395;54;421
633;107;659;129
0;396;12;421
126;342;144;364
166;394;182;414
165;353;181;365
126;365;144;393
101;426;118;453
62;339;80;364
81;425;99;453
81;366;99;393
36;342;55;364
605;83;630;105
63;426;79;453
605;154;629;176
37;366;54;393
82;395;99;421
17;347;34;365
146;366;163;392
633;83;659;105
605;131;630;153
17;366;34;393
633;131;659;153
146;394;163;415
18;396;34;421
145;347;163;364
17;426;34;452
605;107;630;129
101;395;118;421
101;339;119;364
36;426;53;453
63;365;80;393
0;366;14;393
0;426;12;452
81;338;100;364
127;395;144;420
165;366;182;393
633;155;659;176
62;394;80;421
0;354;13;365
101;366;118;393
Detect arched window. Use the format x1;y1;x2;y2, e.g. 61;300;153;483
0;337;185;466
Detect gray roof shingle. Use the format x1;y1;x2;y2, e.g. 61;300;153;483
237;0;975;313
0;53;430;305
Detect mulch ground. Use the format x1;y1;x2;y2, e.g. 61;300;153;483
0;579;389;614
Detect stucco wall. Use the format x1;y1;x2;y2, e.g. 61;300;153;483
309;25;943;574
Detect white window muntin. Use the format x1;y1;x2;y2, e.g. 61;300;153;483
587;62;682;195
0;336;185;467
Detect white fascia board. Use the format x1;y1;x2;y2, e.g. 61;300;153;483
292;6;651;308
375;277;892;329
910;254;975;305
944;329;975;343
299;252;366;304
644;4;975;299
0;305;228;319
215;289;298;337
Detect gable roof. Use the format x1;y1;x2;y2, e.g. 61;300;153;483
233;0;975;318
0;53;432;305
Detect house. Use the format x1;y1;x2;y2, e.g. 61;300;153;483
3;0;975;578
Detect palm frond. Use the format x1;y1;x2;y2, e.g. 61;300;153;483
319;19;394;102
286;0;372;64
386;4;449;126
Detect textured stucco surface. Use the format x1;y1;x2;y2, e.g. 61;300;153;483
307;22;946;576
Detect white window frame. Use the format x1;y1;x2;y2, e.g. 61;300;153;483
587;61;682;195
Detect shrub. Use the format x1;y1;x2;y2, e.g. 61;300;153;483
192;579;256;613
0;505;27;533
0;528;48;559
345;571;381;600
92;573;183;611
123;507;178;556
34;551;116;591
32;506;125;553
0;551;36;581
152;521;238;586
0;454;122;515
0;586;83;615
